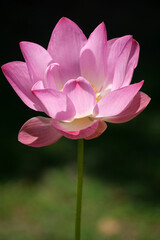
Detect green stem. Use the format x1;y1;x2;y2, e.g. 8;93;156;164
75;139;84;240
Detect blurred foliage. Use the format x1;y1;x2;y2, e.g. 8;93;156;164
1;168;160;240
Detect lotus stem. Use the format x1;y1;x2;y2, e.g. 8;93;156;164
75;138;84;240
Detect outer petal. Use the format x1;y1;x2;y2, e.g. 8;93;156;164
32;88;76;121
104;35;132;89
94;81;144;118
85;120;107;140
104;92;151;123
103;36;140;92
112;38;133;90
47;17;87;85
80;22;107;91
20;41;52;83
18;117;62;147
1;61;42;111
111;37;140;90
54;120;100;140
122;39;140;87
63;77;97;118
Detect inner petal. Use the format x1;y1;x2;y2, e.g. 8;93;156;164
51;117;95;131
92;83;112;102
44;62;63;90
63;76;97;118
99;83;113;99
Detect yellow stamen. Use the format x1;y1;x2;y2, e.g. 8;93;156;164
91;84;102;102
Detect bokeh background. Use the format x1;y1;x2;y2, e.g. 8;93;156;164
0;1;159;239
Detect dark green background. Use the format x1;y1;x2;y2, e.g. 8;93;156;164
0;0;159;206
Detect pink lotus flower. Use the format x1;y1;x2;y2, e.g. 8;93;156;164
2;17;150;147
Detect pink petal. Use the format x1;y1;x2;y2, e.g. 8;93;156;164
80;22;107;91
1;61;42;111
20;41;52;83
51;117;95;132
94;81;144;118
111;37;140;90
47;17;87;85
44;63;63;90
104;92;151;123
32;80;45;91
63;77;97;118
122;39;140;87
112;38;133;90
18;116;62;147
32;88;76;121
104;35;132;89
85;120;107;140
54;120;100;140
